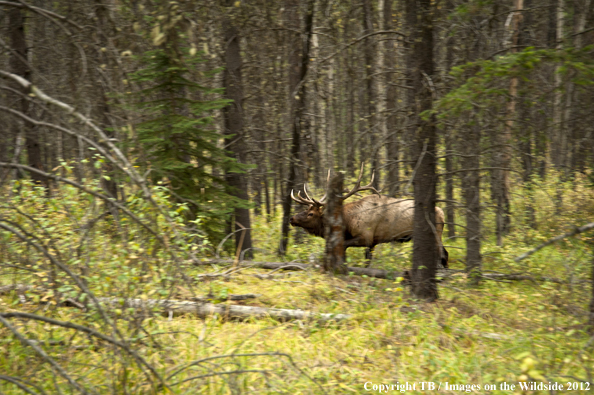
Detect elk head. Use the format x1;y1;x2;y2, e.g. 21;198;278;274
289;185;327;237
289;164;380;237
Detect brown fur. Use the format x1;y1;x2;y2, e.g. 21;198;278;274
290;195;448;267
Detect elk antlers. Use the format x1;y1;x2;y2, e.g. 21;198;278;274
290;170;330;207
290;164;381;206
341;163;382;201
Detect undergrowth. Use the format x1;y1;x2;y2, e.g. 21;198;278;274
1;170;593;394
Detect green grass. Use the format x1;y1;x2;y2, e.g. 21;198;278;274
1;173;594;394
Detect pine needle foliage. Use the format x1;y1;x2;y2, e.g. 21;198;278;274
130;47;246;240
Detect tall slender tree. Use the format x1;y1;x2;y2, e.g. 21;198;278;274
362;0;379;189
223;1;253;259
410;0;439;301
279;0;315;255
463;123;482;284
9;8;45;187
384;0;400;195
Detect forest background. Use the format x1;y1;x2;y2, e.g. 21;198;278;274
1;0;594;393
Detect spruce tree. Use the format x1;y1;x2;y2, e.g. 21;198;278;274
130;46;247;241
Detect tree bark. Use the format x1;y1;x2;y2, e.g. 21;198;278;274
410;0;438;302
552;0;565;169
223;2;253;259
323;173;347;274
362;0;379;189
9;8;45;187
463;125;482;285
94;0;119;200
494;0;524;246
384;0;400;196
279;0;314;255
518;0;536;229
569;0;591;173
403;0;418;174
445;130;456;238
444;1;456;238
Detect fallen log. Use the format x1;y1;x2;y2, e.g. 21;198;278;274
196;259;310;271
190;294;260;302
195;259;404;280
0;285;350;322
97;297;351;322
481;273;574;284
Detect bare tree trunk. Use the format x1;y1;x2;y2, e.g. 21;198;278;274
362;0;379;189
494;0;524;246
279;0;314;255
346;60;355;176
518;0;536;229
445;130;456;238
444;0;456;238
9;8;45;188
94;0;119;200
403;0;418;175
411;0;438;302
569;0;591;173
324;173;347;274
384;0;400;196
223;2;253;259
464;124;482;285
552;0;565;169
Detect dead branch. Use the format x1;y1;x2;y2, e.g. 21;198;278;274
0;1;83;30
481;273;570;284
190;294;260;302
0;315;89;394
0;311;171;391
196;259;311;271
0;374;48;395
0;226;169;389
514;222;594;262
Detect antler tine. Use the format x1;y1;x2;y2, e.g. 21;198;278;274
318;169;331;204
367;170;382;195
298;190;315;205
291;189;313;206
354;162;365;188
342;164;382;201
303;183;324;206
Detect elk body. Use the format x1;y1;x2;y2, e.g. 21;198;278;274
289;169;449;268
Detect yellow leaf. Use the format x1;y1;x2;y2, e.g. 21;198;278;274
520;357;536;373
528;369;546;381
338;383;357;392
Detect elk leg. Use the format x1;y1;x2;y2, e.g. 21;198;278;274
344;236;367;249
441;246;449;269
364;246;374;268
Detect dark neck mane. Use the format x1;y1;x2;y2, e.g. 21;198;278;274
304;216;325;238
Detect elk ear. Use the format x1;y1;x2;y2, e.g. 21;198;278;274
318;205;325;214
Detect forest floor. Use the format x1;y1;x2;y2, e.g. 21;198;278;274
2;208;593;394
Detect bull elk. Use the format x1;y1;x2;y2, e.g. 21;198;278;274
289;166;449;268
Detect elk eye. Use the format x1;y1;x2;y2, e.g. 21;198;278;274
307;213;313;217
